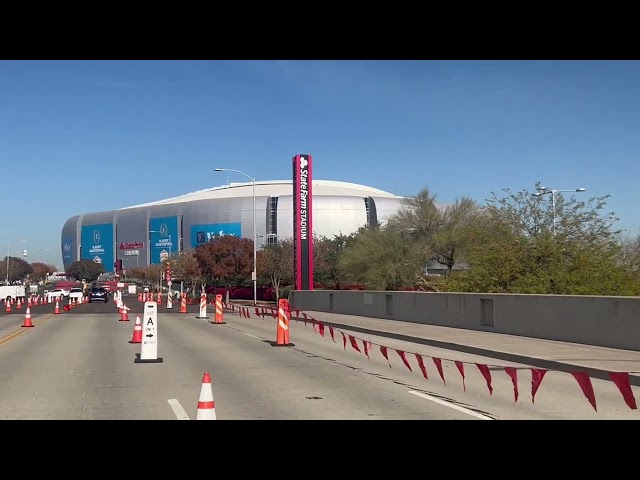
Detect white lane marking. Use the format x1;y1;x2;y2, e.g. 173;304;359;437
244;332;264;340
408;391;494;420
168;399;191;420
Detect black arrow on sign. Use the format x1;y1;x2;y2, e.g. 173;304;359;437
146;334;154;338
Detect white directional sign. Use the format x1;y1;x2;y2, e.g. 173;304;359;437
134;301;164;363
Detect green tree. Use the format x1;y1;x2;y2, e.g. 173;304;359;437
338;225;426;290
617;232;640;274
67;260;105;283
256;238;293;300
428;197;479;276
313;233;354;288
387;186;478;276
442;185;635;295
0;256;34;283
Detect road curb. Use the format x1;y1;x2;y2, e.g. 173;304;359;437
293;317;640;387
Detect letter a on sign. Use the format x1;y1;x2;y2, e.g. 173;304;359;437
135;301;163;363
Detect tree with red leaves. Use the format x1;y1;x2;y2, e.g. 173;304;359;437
194;235;254;289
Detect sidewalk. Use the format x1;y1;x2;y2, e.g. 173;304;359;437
289;310;640;386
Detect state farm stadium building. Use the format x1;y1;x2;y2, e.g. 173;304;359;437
60;180;405;273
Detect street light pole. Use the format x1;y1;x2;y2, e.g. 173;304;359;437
5;240;26;285
150;230;172;298
214;168;257;306
532;186;586;235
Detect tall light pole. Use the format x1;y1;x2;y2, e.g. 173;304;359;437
5;240;26;285
150;230;172;296
214;167;257;306
532;186;586;235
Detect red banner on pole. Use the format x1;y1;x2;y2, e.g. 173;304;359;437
380;346;391;367
476;364;493;395
455;361;466;391
531;369;548;404
415;354;429;380
363;340;372;359
432;357;445;385
328;326;336;343
571;372;597;411
504;367;519;402
608;372;637;409
395;349;412;372
348;335;361;353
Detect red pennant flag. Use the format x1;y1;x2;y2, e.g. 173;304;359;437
380;346;392;367
432;357;446;385
455;361;466;391
302;312;308;326
363;340;372;359
318;322;325;337
414;354;428;380
504;367;519;402
395;349;412;372
349;335;362;353
571;372;597;411
328;326;336;343
313;321;318;334
295;308;300;317
531;369;547;404
341;332;347;350
608;372;637;409
255;307;260;317
246;308;251;318
476;364;493;395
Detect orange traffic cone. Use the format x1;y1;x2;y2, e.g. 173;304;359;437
129;315;142;344
211;294;225;325
180;294;187;314
54;300;60;314
21;307;34;328
120;304;129;321
272;298;294;347
5;301;10;313
195;372;216;420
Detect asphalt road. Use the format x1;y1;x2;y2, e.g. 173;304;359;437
0;296;638;420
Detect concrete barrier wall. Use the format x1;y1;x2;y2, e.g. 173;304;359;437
289;290;640;351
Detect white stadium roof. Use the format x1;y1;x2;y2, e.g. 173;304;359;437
121;180;402;210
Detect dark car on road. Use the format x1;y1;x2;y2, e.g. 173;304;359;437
89;287;109;303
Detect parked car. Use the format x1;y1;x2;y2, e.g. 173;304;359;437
89;287;109;303
69;287;84;301
46;288;69;302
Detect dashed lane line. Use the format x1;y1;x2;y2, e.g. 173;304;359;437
168;399;191;420
0;313;57;347
408;390;495;420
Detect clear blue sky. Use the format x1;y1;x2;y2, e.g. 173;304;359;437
1;60;639;269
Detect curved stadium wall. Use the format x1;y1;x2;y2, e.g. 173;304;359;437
60;180;406;273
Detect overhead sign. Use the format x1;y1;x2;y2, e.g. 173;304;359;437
134;301;164;363
81;223;114;271
190;222;241;248
149;216;179;265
